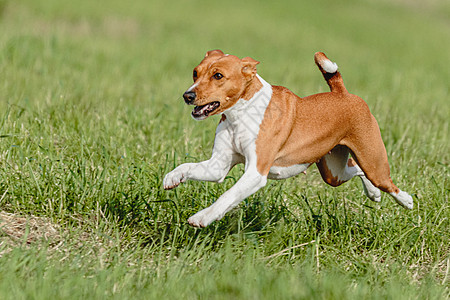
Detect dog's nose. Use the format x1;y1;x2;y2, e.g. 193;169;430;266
183;91;196;104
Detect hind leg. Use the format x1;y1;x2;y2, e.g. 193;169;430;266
348;158;382;202
316;145;381;202
357;163;413;209
343;118;413;209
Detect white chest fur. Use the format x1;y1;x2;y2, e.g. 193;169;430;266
221;75;273;156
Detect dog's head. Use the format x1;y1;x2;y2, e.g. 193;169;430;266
183;50;260;120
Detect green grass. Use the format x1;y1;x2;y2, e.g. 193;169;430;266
0;0;449;299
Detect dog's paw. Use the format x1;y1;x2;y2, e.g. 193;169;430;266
360;176;381;202
365;183;381;202
163;169;186;190
391;191;414;210
187;209;217;228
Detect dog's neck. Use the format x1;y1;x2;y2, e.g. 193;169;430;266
240;75;264;101
223;74;273;124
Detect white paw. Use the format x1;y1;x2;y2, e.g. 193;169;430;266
187;208;217;228
163;169;187;190
360;176;381;202
364;184;382;203
391;191;414;210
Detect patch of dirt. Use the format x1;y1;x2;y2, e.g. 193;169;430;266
0;211;119;262
0;211;63;256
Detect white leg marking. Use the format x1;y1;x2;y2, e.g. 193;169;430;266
350;164;382;202
163;159;230;190
187;167;267;227
358;175;382;202
390;190;413;209
164;120;238;189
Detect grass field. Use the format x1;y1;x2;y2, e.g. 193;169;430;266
0;0;449;299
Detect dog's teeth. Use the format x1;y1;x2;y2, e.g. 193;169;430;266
193;102;220;118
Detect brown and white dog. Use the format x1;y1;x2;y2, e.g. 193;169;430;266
163;50;413;228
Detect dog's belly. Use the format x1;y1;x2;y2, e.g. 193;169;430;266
268;163;310;180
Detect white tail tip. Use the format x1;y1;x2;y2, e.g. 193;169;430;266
321;59;338;73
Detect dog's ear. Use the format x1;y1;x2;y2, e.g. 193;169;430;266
205;49;224;58
241;57;260;78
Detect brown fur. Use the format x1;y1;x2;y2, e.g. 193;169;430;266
255;83;400;194
189;50;402;195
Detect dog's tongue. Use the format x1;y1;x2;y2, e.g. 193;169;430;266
192;101;220;119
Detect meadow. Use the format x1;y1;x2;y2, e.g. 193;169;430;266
0;0;449;299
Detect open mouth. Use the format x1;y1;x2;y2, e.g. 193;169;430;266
191;101;220;120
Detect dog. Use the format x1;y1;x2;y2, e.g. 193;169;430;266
163;50;413;228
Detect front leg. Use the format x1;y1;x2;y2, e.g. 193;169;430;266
163;153;237;190
188;167;267;227
163;119;238;190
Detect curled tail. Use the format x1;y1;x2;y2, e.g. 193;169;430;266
314;52;348;94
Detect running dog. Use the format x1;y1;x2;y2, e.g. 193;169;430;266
163;50;413;227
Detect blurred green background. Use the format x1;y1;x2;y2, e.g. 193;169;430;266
0;0;449;299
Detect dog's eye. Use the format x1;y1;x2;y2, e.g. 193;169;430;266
193;70;198;80
213;73;223;80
